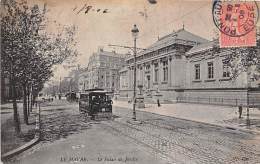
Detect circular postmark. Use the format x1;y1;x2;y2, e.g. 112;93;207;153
212;0;259;37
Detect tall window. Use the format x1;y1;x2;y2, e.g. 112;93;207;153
154;63;159;82
146;64;150;70
208;62;214;79
163;61;168;81
194;64;200;80
222;61;230;78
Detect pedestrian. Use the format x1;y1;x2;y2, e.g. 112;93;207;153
157;99;161;107
238;105;243;118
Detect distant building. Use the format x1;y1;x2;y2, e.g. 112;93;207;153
79;48;126;92
1;75;22;103
1;76;11;103
78;68;89;92
67;68;81;92
119;28;260;106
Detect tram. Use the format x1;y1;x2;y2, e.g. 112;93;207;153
79;89;113;120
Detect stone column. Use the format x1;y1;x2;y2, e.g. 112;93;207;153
151;61;155;88
143;63;146;89
140;64;144;86
158;59;162;85
168;56;172;87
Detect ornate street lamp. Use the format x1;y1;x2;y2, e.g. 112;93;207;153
131;24;139;121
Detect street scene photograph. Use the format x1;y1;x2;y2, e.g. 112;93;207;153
1;0;260;163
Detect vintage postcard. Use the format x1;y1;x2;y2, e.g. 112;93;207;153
1;0;260;164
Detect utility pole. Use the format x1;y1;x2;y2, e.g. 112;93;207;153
131;24;139;121
59;77;61;94
133;35;137;120
108;25;141;121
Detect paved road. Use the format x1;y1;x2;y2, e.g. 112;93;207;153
5;100;167;164
112;106;260;164
5;100;260;164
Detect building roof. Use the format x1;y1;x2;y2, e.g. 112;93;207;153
140;28;208;54
186;40;215;55
119;66;128;73
188;32;260;56
96;49;126;58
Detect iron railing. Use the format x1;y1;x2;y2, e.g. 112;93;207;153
176;96;260;107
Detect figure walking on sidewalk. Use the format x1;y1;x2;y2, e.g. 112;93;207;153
157;99;161;107
238;105;243;118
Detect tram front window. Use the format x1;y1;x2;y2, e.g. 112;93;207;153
91;94;107;104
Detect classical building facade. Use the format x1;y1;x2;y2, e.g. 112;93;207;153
78;48;126;92
183;40;260;106
119;28;260;105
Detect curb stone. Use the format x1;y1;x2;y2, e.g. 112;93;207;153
148;110;260;135
1;113;41;161
114;104;260;135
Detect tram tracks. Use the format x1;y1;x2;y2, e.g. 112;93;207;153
102;119;224;164
101;120;184;164
101;110;260;164
142;115;260;160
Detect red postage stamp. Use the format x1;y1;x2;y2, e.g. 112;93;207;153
213;1;259;48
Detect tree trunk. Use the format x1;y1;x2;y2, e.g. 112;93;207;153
23;85;28;125
27;85;30;116
30;87;33;112
11;78;21;133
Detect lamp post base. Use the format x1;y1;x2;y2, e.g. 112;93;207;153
246;107;250;128
127;119;142;125
136;94;145;108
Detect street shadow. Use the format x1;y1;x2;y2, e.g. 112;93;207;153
1;111;12;114
42;108;69;112
19;129;35;142
113;115;120;118
40;112;91;143
27;121;36;125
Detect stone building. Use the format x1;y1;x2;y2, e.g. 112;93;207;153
79;48;126;92
119;28;260;105
78;68;89;92
120;28;208;101
1;75;22;103
183;40;260;106
1;76;11;103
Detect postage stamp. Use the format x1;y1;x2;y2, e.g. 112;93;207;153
212;0;259;48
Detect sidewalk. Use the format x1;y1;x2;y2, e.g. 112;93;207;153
113;100;260;133
1;103;38;157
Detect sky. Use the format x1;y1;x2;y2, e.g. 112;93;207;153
29;0;259;85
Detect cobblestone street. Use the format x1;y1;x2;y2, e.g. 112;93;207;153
5;100;260;164
110;106;260;164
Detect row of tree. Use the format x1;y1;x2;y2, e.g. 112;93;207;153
1;0;78;133
212;28;260;81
